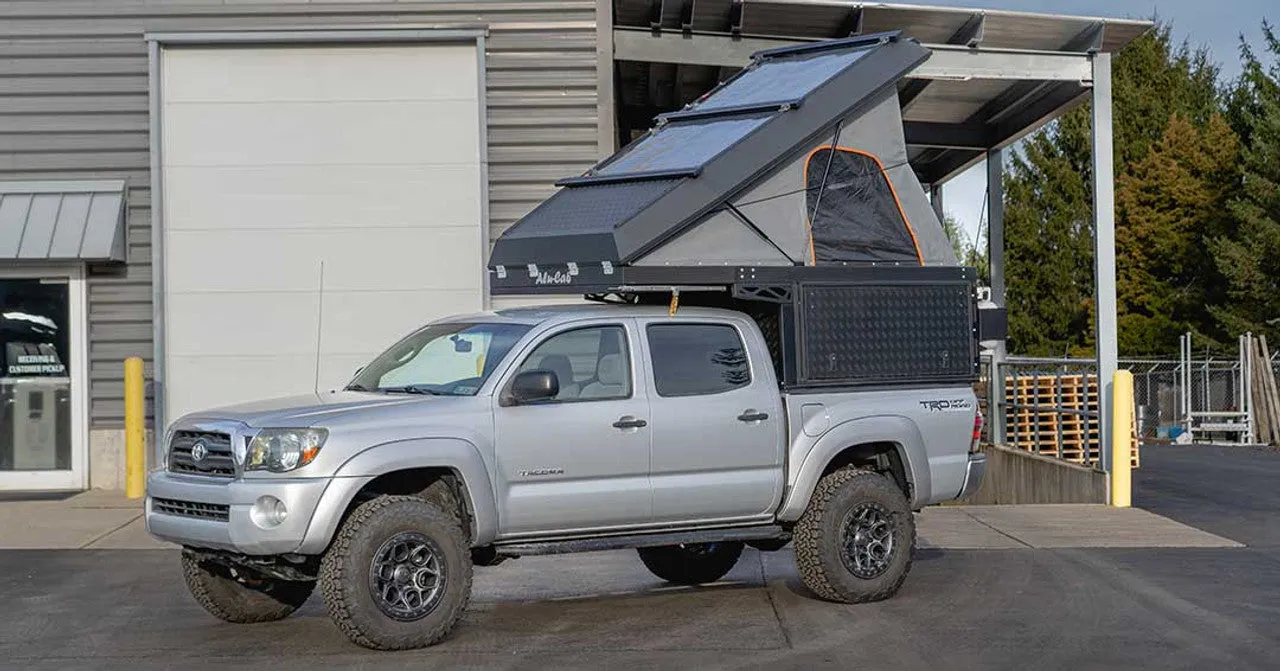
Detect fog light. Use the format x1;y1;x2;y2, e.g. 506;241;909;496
250;495;288;529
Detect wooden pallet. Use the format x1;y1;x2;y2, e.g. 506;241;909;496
1002;374;1140;468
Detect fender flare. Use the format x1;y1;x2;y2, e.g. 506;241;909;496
776;415;930;521
298;437;500;552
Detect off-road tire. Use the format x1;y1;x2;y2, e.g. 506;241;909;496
180;551;314;624
793;468;915;603
319;495;472;650
637;542;744;585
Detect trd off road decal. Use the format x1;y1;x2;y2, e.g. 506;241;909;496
918;399;973;412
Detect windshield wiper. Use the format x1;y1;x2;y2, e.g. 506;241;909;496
379;385;443;395
344;383;373;392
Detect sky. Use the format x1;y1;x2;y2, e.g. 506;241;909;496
915;0;1278;247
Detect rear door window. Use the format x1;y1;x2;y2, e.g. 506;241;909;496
646;324;751;397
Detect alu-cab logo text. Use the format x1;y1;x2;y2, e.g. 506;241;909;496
535;271;573;286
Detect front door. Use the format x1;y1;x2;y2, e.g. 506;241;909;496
492;321;652;536
641;320;785;524
0;270;87;491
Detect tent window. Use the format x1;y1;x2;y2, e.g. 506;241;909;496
804;147;922;265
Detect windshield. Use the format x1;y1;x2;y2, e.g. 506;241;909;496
347;322;531;396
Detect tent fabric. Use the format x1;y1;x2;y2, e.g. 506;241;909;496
716;89;956;268
804;147;922;264
726;159;811;263
833;91;956;265
633;210;792;266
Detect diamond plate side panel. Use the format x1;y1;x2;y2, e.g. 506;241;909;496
800;283;975;383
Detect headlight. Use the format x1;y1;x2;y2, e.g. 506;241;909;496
156;427;175;473
245;428;328;473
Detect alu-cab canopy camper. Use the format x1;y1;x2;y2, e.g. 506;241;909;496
489;32;1003;389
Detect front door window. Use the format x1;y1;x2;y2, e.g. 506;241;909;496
0;279;71;473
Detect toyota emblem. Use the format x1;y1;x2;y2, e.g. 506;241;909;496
190;441;208;464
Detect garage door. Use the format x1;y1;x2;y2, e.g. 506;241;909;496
158;41;484;421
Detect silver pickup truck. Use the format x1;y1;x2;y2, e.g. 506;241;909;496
148;304;985;650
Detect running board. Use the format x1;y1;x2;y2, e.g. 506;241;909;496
494;525;790;556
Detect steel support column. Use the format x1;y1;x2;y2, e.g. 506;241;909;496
987;148;1005;304
987;147;1007;445
597;0;617;155
1091;52;1118;473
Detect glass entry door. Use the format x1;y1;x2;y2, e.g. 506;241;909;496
0;276;83;491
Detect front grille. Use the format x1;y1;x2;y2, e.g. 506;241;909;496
168;430;236;478
153;497;230;522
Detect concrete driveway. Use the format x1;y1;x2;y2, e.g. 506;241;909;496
1;445;1276;669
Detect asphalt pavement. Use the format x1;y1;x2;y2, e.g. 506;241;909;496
1;444;1277;670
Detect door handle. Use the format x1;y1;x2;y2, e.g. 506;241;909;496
737;410;769;422
612;416;648;429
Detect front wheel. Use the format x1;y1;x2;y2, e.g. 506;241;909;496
637;542;744;585
181;551;313;623
793;468;915;603
319;495;472;650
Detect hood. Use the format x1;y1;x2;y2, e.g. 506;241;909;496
181;391;431;428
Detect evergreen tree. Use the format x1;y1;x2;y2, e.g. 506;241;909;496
1213;24;1280;340
1115;114;1240;355
1004;133;1095;356
1003;22;1225;355
940;212;968;260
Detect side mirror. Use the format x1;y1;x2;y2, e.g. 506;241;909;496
507;370;558;405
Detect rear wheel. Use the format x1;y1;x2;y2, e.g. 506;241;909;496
793;468;915;603
637;542;744;585
181;551;313;624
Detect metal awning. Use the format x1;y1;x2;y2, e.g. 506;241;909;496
611;0;1153;184
0;180;127;263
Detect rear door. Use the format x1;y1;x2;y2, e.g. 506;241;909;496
641;318;785;524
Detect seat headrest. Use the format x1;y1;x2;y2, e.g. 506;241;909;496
537;354;575;385
595;353;626;386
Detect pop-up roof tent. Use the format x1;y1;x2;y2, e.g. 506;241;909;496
489;32;1001;389
489;31;956;287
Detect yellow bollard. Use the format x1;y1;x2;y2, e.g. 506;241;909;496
124;356;146;499
1111;369;1133;507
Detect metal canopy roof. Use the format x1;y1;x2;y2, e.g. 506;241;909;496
612;0;1153;184
0;181;127;263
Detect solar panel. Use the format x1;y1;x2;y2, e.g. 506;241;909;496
595;113;774;176
690;47;874;111
504;179;682;237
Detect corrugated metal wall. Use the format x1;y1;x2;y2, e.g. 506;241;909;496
0;0;602;427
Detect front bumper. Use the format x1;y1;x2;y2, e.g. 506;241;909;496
145;471;369;555
957;451;988;499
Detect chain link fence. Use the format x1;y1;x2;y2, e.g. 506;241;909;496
977;350;1280;445
1122;358;1265;438
980;352;1280;451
